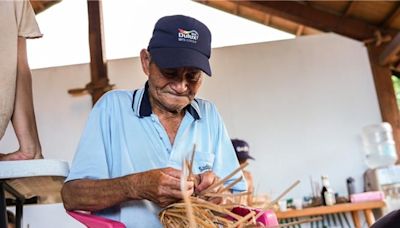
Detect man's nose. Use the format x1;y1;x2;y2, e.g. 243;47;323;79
170;76;188;93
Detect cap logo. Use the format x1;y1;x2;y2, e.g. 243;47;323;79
178;28;199;43
236;146;249;153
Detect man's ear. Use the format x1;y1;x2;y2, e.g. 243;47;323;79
140;49;151;76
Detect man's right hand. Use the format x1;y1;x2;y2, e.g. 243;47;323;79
127;167;194;208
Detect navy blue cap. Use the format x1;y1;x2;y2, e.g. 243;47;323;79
231;139;254;161
147;15;212;76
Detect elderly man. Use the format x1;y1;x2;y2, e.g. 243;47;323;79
62;15;246;227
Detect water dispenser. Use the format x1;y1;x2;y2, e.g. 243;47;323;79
361;122;398;169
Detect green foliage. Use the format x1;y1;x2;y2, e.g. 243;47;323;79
392;76;400;109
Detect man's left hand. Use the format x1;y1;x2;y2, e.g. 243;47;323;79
194;171;224;204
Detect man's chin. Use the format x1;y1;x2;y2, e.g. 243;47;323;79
165;104;188;113
158;95;193;112
165;97;191;106
162;101;190;113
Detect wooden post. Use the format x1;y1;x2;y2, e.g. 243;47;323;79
367;44;400;161
87;0;110;105
364;209;375;226
351;211;361;228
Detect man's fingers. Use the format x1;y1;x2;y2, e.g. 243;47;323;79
196;171;217;193
160;172;194;191
138;168;197;208
162;167;182;179
167;187;194;199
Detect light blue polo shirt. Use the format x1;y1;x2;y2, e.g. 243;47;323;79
66;82;246;227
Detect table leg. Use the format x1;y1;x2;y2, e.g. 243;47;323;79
0;182;7;228
351;211;362;228
364;209;376;226
15;198;23;228
4;183;25;228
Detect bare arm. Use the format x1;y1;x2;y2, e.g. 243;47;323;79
61;167;194;211
244;171;254;206
1;37;42;160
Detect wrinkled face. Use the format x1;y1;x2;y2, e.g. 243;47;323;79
147;60;203;114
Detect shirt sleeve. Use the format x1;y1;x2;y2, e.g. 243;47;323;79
14;0;42;38
210;104;248;192
66;94;113;182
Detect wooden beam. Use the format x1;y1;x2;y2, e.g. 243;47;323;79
263;13;271;26
379;32;400;66
296;25;304;36
195;1;321;37
367;44;400;161
233;3;240;15
343;1;356;16
381;3;400;28
87;0;111;105
234;1;395;41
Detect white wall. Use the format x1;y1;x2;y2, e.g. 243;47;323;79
0;33;381;227
202;33;380;199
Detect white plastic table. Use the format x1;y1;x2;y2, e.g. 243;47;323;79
0;159;69;228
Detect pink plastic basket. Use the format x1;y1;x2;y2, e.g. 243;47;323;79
231;206;279;227
67;207;279;227
67;211;126;228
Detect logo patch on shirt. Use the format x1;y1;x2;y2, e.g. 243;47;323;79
198;164;211;172
178;28;199;43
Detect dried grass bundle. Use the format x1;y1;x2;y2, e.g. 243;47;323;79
160;196;257;228
160;146;257;227
158;145;313;228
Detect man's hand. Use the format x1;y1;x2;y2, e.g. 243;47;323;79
195;171;217;193
195;171;224;204
128;167;194;208
61;167;193;211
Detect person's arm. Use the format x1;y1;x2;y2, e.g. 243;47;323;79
62;167;194;211
244;171;254;206
2;37;42;160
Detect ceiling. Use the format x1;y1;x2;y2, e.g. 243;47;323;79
196;1;400;42
30;1;400;44
195;1;400;71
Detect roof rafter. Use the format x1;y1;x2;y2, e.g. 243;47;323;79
381;3;400;28
380;32;400;66
343;1;356;16
296;25;304;36
234;0;396;41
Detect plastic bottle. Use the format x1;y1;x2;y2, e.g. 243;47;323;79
346;177;355;197
321;176;336;206
361;122;398;169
